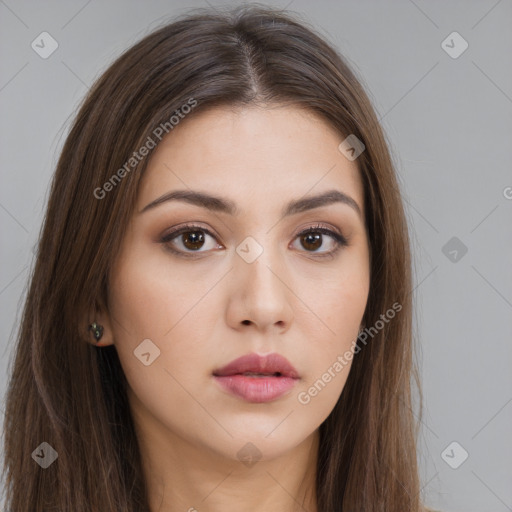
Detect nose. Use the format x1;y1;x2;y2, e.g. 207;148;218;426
225;244;294;334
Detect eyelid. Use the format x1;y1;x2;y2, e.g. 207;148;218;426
292;222;347;243
160;222;220;243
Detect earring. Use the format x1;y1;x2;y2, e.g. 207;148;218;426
89;322;104;343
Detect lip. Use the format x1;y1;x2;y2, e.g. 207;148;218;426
212;352;300;403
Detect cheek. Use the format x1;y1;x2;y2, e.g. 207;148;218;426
294;260;369;409
323;282;368;345
305;258;369;344
107;251;221;411
107;256;214;445
293;293;362;419
108;248;215;345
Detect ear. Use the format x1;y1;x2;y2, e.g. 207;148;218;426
86;298;115;348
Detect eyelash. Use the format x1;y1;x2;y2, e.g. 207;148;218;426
160;223;349;260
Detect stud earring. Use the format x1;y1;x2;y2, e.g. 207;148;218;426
88;322;104;343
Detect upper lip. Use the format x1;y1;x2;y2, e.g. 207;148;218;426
212;352;299;378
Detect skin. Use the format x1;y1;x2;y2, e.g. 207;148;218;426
93;104;370;512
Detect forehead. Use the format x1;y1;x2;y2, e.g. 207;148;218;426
138;105;364;216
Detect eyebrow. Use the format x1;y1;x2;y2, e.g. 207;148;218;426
139;188;362;220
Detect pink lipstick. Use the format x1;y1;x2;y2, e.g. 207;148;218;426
212;352;299;403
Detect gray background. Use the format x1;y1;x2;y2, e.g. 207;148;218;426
1;1;511;511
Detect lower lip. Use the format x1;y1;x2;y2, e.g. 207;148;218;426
213;374;298;403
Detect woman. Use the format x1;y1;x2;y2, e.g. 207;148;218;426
2;4;437;511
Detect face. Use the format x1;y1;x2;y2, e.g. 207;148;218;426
101;105;370;464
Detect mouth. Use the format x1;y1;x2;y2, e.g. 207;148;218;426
232;372;284;377
212;352;299;403
212;352;299;378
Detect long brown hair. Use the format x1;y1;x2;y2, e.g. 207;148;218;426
2;4;428;511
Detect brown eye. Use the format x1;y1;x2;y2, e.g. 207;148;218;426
160;224;221;257
291;225;348;257
181;230;206;251
300;232;323;251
